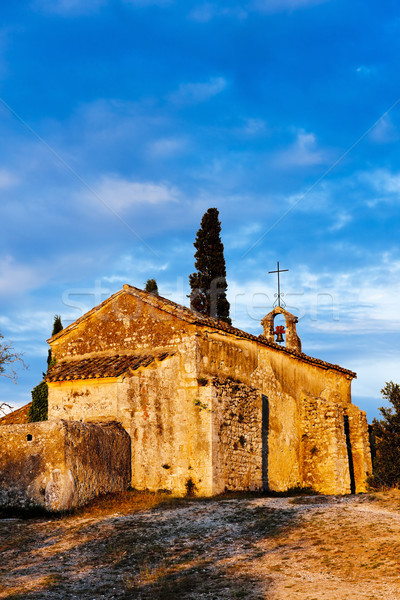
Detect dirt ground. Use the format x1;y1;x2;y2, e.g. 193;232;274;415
0;490;400;599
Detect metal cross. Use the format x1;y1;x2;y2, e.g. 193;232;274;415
268;261;289;308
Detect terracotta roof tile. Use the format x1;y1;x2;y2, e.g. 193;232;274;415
0;403;32;425
46;352;174;382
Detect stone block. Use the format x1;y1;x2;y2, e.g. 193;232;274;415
0;420;131;511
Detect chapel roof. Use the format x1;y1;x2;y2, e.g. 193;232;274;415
47;351;173;382
0;402;32;426
48;284;356;378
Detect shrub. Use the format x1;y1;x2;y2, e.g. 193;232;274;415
369;381;400;489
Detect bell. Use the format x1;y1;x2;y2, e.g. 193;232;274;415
275;325;285;343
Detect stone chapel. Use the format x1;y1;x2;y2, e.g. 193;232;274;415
0;284;372;509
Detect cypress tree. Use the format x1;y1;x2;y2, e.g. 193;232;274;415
144;279;159;295
29;315;63;423
189;208;231;324
47;314;63;367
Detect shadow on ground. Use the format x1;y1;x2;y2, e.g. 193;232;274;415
0;492;302;599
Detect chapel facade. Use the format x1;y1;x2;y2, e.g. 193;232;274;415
44;284;372;497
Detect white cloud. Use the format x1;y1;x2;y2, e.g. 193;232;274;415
250;0;330;13
225;222;263;250
274;130;327;168
224;256;400;340
169;77;228;106
0;257;44;297
123;0;172;5
284;186;330;213
0;169;18;189
148;137;187;158
356;65;377;77
89;175;181;213
359;169;400;206
189;3;247;22
352;356;400;401
102;255;169;282
329;211;352;232
369;116;398;144
0;312;55;339
33;0;107;15
190;0;329;19
33;0;174;15
234;118;268;137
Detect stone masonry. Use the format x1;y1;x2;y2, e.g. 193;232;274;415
0;284;372;507
0;420;130;510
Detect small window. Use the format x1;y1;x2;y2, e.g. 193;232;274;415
27;434;33;442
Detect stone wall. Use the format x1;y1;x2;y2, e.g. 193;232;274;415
301;397;351;495
50;291;196;360
49;350;214;496
120;351;212;496
0;420;130;511
344;404;372;493
198;333;362;494
46;292;371;498
211;378;265;494
198;331;353;408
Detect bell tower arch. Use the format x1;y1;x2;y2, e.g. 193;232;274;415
261;306;302;353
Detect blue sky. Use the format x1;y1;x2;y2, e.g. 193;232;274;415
0;0;399;420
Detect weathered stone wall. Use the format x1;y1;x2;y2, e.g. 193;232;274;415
119;350;213;496
46;295;370;498
0;420;130;511
198;332;361;493
49;349;214;496
49;379;119;423
198;331;353;408
210;378;265;494
50;291;196;360
344;404;372;493
301;397;351;494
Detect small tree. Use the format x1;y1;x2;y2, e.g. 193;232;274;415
47;314;63;367
0;332;25;383
29;315;63;423
144;279;159;295
189;208;231;324
29;381;48;422
369;381;400;489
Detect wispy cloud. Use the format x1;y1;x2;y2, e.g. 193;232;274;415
169;77;228;106
33;0;107;15
87;175;181;213
0;168;18;189
102;254;169;282
148;136;187;158
0;311;55;338
34;0;174;13
189;3;247;22
0;256;44;297
225;222;263;250
359;168;400;206
190;0;329;20
329;211;352;232
355;64;377;77
274;130;328;168
233;118;268;137
123;0;173;6
250;0;330;13
368;116;398;144
226;257;400;337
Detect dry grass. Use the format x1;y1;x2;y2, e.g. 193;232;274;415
0;491;400;599
365;486;400;510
